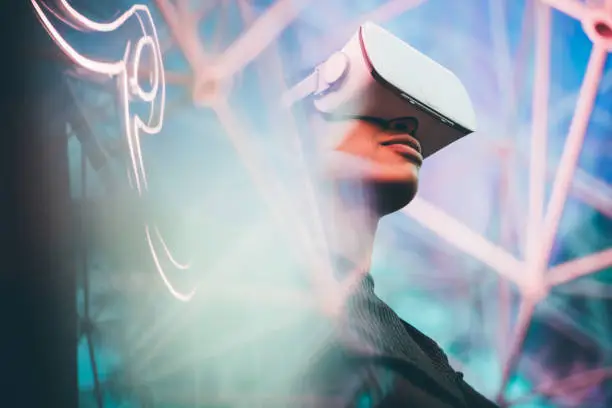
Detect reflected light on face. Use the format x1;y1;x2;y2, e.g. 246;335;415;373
317;116;421;214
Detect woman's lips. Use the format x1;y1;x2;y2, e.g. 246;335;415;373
384;143;423;165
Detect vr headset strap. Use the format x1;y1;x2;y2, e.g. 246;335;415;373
281;71;319;108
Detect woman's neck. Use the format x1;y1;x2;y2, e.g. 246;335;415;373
320;180;380;279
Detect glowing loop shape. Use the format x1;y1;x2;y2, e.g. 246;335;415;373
130;36;160;103
31;0;195;301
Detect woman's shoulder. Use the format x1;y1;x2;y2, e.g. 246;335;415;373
399;320;452;365
400;321;501;407
399;320;441;348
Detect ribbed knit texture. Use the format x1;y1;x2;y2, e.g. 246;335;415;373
339;274;467;405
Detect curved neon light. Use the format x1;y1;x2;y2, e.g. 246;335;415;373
31;0;195;301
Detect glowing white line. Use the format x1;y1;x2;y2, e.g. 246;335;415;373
30;0;124;75
146;225;196;301
119;71;144;193
31;0;167;192
56;0;144;32
41;0;88;31
134;12;160;127
130;36;159;103
32;0;192;301
154;225;191;270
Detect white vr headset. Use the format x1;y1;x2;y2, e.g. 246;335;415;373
283;22;477;159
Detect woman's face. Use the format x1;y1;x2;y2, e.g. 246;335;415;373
324;116;423;214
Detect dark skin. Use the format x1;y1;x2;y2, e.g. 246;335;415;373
329;116;422;214
325;116;501;407
311;114;423;279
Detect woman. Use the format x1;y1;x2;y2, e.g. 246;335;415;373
200;23;495;407
282;114;501;408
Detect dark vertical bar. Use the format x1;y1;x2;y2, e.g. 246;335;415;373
1;2;78;407
80;144;104;408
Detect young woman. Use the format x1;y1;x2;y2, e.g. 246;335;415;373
281;114;500;408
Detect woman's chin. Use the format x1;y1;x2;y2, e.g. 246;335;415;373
368;160;420;184
372;179;419;215
325;152;420;183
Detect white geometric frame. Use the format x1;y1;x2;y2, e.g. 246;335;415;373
152;0;612;402
34;0;612;405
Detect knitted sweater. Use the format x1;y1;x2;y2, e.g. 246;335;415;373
338;274;499;408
